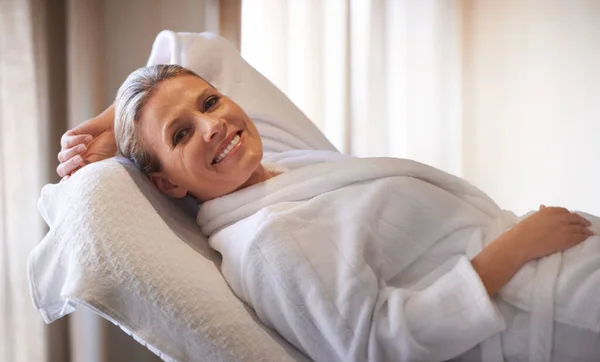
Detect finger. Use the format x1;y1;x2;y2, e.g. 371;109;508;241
58;144;87;163
70;116;113;138
567;225;593;236
56;155;84;177
67;158;92;175
561;212;591;226
578;231;594;240
61;133;92;149
567;233;591;246
60;129;74;148
573;213;592;226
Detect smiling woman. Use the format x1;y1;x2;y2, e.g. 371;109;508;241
48;30;600;362
112;63;600;362
114;64;276;201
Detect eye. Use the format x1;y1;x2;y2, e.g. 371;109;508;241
203;95;219;111
172;128;189;145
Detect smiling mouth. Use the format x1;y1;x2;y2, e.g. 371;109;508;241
212;131;243;164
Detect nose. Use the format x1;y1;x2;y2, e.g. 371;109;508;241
197;113;225;143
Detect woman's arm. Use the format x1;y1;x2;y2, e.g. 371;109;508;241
472;205;593;297
95;103;115;126
471;234;528;297
57;103;116;178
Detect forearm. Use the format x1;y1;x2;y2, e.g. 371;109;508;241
96;103;115;127
72;103;114;135
471;232;527;297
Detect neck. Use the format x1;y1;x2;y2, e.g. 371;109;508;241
239;163;276;190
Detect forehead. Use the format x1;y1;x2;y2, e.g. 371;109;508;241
141;75;210;118
151;74;211;103
138;75;212;144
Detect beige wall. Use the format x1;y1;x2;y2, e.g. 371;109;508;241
104;0;218;103
462;0;600;215
68;0;218;127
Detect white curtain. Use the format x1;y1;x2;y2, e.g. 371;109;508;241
242;0;600;216
241;0;463;176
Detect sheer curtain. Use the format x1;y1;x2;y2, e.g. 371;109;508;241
242;0;600;215
0;0;69;361
241;0;463;175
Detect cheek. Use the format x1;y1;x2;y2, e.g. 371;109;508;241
250;126;263;153
182;148;205;177
242;117;260;141
240;124;261;153
161;147;200;185
181;133;207;163
244;138;263;171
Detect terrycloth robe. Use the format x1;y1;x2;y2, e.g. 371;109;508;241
197;150;600;362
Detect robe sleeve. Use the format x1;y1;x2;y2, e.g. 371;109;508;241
240;220;506;362
369;256;506;361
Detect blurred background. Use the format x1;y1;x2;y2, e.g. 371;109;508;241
1;0;599;361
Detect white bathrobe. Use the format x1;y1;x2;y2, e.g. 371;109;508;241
197;149;600;362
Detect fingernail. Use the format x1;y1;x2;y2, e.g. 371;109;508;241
77;144;87;153
73;155;83;165
84;135;93;143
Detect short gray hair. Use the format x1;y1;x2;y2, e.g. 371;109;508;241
114;64;200;175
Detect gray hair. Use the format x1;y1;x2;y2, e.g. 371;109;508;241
114;64;201;175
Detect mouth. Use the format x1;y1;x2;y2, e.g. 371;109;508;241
212;130;243;165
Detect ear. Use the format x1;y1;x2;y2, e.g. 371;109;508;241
148;172;188;198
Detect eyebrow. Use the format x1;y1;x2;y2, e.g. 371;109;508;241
161;87;211;144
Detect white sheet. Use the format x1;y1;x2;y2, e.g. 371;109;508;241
198;150;600;362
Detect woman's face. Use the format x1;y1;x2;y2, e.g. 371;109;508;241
138;74;263;201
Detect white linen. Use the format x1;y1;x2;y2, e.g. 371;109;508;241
198;150;600;362
29;157;309;362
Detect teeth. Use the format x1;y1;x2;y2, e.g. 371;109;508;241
214;134;241;163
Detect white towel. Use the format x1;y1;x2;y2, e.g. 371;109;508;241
29;158;309;362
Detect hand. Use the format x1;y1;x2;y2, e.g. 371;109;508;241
504;205;593;263
57;110;116;179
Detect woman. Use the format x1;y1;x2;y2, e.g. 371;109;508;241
57;64;600;362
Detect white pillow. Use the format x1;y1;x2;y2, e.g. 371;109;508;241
28;31;325;362
30;157;309;362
